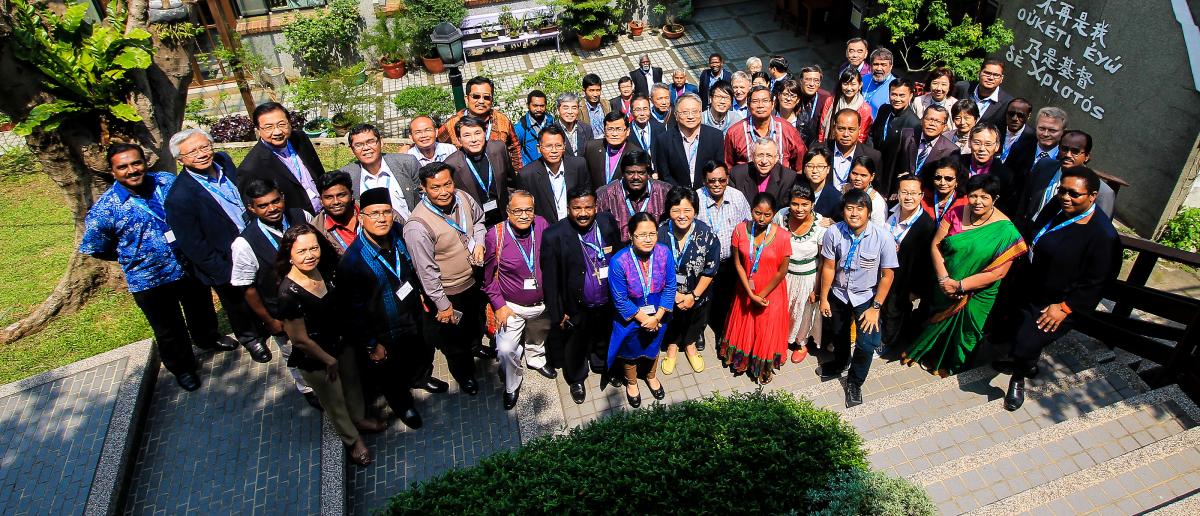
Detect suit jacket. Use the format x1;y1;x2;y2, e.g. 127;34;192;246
236;132;325;215
809;178;844;220
540;214;622;323
698;68;733;109
769;72;794;98
517;156;592;224
1014;159;1117;231
895;211;936;299
888;129;959;197
584;138;641;189
796;90;833;147
340;153;422;212
578;99;612;136
629;119;667;164
951;81;1013;129
730;163;797;210
556;121;594;159
653;125;725;189
445;141;514;216
629;67;664;97
437;109;523;171
166;152;244;286
959;154;1017;212
869;104;921;154
1001;129;1043;196
668;83;699;105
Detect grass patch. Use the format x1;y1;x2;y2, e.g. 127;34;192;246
0;173;74;327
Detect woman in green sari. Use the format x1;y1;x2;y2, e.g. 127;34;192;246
903;174;1027;376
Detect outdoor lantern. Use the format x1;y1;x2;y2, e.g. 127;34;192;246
431;22;465;66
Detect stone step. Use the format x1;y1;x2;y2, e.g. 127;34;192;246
865;360;1143;478
918;385;1199;515
1144;488;1200;515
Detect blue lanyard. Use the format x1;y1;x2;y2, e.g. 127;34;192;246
505;222;537;275
329;226;350;249
745;118;781;158
421;196;469;235
257;217;290;251
632;252;655;301
1040;170;1063;213
464;155;493;197
578;224;606;263
747;223;772;275
889;209;920;244
684;136;700;170
194;166;243;209
671;225;694;263
624;182;652;216
365;230;408;281
933;192;954;225
1033;204;1095;249
126;182;169;225
635;124;651;150
272;142;304;180
652;110;667;123
882;112;893;136
843;227;866;271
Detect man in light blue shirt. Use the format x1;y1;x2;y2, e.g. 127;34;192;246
862;48;896;118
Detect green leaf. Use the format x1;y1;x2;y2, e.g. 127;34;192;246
108;102;142;122
112;47;152;70
125;28;153;41
62;3;90;32
14;100;78;135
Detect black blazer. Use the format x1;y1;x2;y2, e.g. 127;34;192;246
869;104;921;156
540;214;622;323
609;96;633;118
653;125;725;189
584;138;641;189
730;163;796;210
808;178;844;220
1013;157;1063;232
1000;126;1036;167
517;156;592;224
629;67;664;97
629;119;666;154
445;141;515;213
698;68;733;109
797;90;833;147
556;121;595;159
166;152;245;286
892;211;937;300
236;132;325;215
950;81;1013;129
887;129;959;197
958;154;1017;212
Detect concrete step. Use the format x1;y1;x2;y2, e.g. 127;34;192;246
919;385;1199;515
1144;487;1200;515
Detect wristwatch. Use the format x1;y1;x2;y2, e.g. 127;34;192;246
871;300;882;310
692;292;701;302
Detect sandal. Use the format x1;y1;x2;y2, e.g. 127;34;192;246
791;347;809;363
347;444;372;467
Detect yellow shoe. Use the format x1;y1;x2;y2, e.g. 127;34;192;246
662;356;677;375
687;353;705;372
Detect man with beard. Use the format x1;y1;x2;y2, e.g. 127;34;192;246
311;171;359;255
629;54;663;98
514;90;554;167
595;150;670;243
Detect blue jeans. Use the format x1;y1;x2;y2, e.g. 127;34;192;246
822;296;882;387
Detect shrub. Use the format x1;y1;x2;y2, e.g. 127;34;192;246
0;146;40;178
280;0;362;75
803;468;936;516
210;114;254;143
495;56;582;116
1159;208;1200;254
392;86;455;125
385;391;869;514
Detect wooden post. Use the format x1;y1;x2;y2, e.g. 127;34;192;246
207;0;258;115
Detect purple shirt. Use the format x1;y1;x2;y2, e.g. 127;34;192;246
578;223;611;307
483;216;548;309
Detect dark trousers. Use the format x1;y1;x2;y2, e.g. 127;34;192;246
823;296;883;387
707;259;736;338
213;283;264;346
1009;303;1072;377
881;289;918;350
131;277;220;375
364;335;421;413
422;288;483;385
556;305;614;385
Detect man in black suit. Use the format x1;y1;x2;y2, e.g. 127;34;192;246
951;59;1013;130
888;104;957;198
767;55;794;98
609;77;635;120
870;77;921;184
1005;106;1067;188
554;93;594;159
829;109;882;192
1014;130;1115;231
729;138;796;210
698;52;732;110
444;116;514;226
166;128;272;363
585;112;640;188
796;65;832;147
629;54;663;98
540;187;622;403
628;95;667;162
236;102;325;216
959;124;1017;212
653;93;724;189
998;98;1034;165
518;125;592;223
879;174;936;354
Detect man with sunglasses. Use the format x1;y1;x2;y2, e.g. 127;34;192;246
437;76;522;171
997;98;1033;166
1014;129;1115;231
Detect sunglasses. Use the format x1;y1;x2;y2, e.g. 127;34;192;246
470;94;493;101
933;175;957;182
1057;187;1091;199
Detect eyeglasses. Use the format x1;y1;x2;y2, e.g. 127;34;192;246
898;190;922;198
980;70;1003;79
632;232;658;241
180;144;213;158
1005;111;1029;119
804;164;830;171
470;94;493;101
676;109;701;116
540;143;565;150
933;175;957;182
605;126;627;134
351;138;380;150
705;177;728;184
361;210;394;220
259;121;290;131
507;207;535;216
1057;187;1091;199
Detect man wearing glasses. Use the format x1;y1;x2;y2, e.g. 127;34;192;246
595;150;670;243
723;86;806;172
892;104;958;196
951;59;1014;130
341;123;422;220
517;124;591;223
654;93;725;189
438;76;522;171
795;66;831;147
236;102;325;216
1014;130;1114;231
584;112;639;189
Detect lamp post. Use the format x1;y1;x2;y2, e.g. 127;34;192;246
431;21;467;112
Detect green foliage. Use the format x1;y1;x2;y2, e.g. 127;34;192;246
1159;208;1200;253
281;0;363;75
803;468;937;516
385;391;872;513
392;85;455;123
5;0;154;136
286;63;378;120
184;98;215;127
866;0;1014;78
407;0;469;58
361;14;417;64
151;21;204;46
496;56;582;115
213;42;268;81
547;0;625;40
653;0;693;28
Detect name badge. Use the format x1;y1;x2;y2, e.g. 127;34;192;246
467;239;477;252
395;282;413;300
639;305;656;315
483;199;499;212
597;266;609;280
523;278;537;290
676;274;687;286
602;246;613;254
164;230;176;244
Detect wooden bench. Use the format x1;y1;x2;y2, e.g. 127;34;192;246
460;6;561;63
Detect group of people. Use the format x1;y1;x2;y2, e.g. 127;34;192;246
80;43;1119;466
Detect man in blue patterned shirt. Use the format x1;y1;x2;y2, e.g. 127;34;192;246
80;144;236;391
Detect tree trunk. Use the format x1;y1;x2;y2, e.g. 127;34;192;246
0;0;194;344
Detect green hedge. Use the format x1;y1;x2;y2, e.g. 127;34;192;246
386;391;896;514
804;469;936;515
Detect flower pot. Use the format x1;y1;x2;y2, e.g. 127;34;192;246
538;25;558;34
331;113;356;136
422;55;445;74
303;118;331;138
662;24;685;40
629;21;645;37
381;59;407;80
577;34;602;51
481;33;500;42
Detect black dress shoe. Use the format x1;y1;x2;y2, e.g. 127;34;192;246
473;346;498;359
460;378;480;395
503;388;520;410
845;383;863;408
303;391;324;411
413;377;449;393
176;371;201;391
570;383;586;404
1004;377;1025;411
531;365;558;379
626;389;642;408
647;381;665;400
819;365;843;381
609;375;625;388
244;341;272;363
696;334;706;351
398;408;423;429
200;336;238;352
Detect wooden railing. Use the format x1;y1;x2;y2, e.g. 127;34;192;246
1075;235;1200;400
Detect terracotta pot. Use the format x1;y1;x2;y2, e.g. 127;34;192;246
421;55;445;74
577;34;602;51
629;21;645;37
662;24;685;40
381;58;407;79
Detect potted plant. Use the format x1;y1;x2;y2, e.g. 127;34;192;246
528;11;558;35
499;6;523;39
654;0;692;40
480;24;501;42
303;117;332;138
623;0;647;37
393;85;455;129
362;14;416;79
408;0;468;73
548;0;623;51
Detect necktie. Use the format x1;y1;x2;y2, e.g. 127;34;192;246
915;139;931;172
1036;150;1050;163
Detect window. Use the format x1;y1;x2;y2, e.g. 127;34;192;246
234;0;326;17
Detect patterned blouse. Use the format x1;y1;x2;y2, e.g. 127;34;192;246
657;219;721;302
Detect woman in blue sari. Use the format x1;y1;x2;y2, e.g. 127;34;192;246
609;212;678;407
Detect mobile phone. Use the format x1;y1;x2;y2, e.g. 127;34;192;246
451;309;463;325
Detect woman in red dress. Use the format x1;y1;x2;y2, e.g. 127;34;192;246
719;192;792;383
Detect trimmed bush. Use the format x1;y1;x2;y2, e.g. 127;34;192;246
385;391;870;514
804;468;936;515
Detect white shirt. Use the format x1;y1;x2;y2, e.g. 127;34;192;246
633;123;654;157
230;213;313;286
972;86;1001;118
680;129;700;182
832;145;856;191
360;159;412;219
886;205;923;246
545;161;568;220
406;143;456;167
